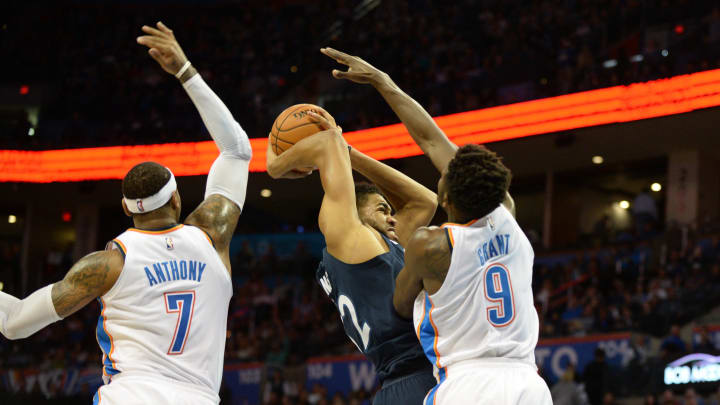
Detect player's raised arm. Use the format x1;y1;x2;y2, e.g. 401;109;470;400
267;126;383;263
138;22;251;271
0;249;123;340
322;48;516;217
321;47;457;172
307;111;437;246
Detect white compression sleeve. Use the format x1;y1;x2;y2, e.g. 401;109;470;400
182;74;252;160
0;285;62;340
182;73;252;209
205;153;250;210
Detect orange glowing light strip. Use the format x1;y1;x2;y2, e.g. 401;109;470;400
2;69;720;183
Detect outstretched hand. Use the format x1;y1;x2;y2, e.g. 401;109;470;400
137;22;189;76
320;47;387;85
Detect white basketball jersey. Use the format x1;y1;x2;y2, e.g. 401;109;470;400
413;205;539;380
99;224;232;398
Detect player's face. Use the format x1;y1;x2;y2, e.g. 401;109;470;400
358;194;399;242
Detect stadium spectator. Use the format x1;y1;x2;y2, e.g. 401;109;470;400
661;325;687;358
582;348;609;405
551;364;588;405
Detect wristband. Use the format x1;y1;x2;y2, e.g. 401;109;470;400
175;61;192;79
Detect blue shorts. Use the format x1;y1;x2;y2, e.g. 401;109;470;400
373;369;436;405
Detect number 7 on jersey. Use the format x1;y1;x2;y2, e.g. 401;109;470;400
164;291;196;355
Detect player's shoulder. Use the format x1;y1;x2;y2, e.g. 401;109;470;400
406;226;450;257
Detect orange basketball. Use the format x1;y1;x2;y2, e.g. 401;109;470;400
270;104;331;155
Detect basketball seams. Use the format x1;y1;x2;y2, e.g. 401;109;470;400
272;104;312;154
277;121;323;133
270;103;327;155
275;104;311;132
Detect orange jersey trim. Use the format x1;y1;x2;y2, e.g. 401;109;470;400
442;218;479;228
127;224;184;234
112;239;127;256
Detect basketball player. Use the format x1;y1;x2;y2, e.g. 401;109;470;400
0;22;250;404
320;48;551;404
266;115;438;402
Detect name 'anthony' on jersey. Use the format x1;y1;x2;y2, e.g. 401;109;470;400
317;233;431;384
102;224;232;397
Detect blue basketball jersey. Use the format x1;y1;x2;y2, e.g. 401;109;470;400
316;233;431;383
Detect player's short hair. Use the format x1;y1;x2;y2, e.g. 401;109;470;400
445;144;511;220
122;162;171;199
355;182;388;210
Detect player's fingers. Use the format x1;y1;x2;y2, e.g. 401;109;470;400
141;25;169;39
331;69;349;79
321;48;349;65
156;21;174;36
312;108;334;125
324;47;353;61
137;36;172;50
307;111;333;130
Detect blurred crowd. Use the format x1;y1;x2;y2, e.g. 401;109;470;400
1;1;720;149
534;232;720;339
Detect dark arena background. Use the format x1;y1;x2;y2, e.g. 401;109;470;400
2;1;720;404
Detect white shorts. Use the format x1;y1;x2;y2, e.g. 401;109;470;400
423;359;552;405
93;374;219;405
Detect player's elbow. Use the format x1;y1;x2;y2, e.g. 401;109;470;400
1;324;25;340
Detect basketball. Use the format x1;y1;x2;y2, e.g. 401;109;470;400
270;103;331;155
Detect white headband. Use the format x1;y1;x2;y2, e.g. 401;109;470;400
124;171;177;214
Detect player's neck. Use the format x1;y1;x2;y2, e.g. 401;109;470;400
132;216;179;231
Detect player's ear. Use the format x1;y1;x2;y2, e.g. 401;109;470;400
170;190;181;212
121;199;132;217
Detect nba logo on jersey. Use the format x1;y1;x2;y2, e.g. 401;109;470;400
488;216;495;231
136;199;145;212
165;237;174;250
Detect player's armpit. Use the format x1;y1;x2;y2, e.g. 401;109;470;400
52;249;124;319
185;194;241;264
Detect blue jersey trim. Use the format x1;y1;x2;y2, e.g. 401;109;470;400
95;299;120;377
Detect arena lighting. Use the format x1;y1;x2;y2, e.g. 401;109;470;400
19;85;29;95
8;215;17;224
260;189;272;198
619;201;630;209
2;68;720;183
592;155;604;164
602;59;618;69
651;182;662;192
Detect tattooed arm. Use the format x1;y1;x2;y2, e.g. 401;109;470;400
393;227;452;319
51;250;124;317
0;250;123;340
185;195;241;272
